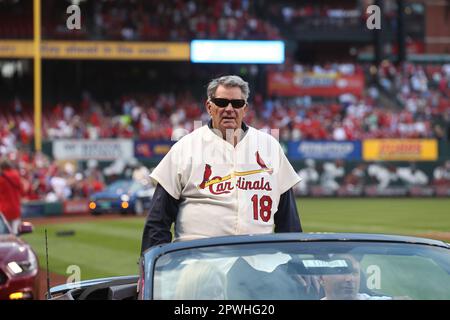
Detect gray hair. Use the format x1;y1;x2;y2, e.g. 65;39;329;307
207;75;250;101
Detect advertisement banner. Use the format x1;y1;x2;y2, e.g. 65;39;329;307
134;141;174;159
0;40;33;58
364;186;408;197
42;41;190;60
363;139;438;161
435;186;450;197
21;201;64;218
409;186;434;197
21;201;46;218
63;200;89;215
53;139;134;160
268;71;365;97
288;141;362;160
0;40;190;60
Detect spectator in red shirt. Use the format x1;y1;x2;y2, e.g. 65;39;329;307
0;158;23;234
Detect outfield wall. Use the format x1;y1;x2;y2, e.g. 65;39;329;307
21;199;89;218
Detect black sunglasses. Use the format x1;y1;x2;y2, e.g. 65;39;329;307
210;98;246;109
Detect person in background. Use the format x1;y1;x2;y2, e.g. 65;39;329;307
320;160;345;193
0;158;24;234
433;160;450;187
296;159;319;195
397;162;429;187
319;254;391;300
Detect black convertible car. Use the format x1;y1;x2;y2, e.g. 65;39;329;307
49;233;450;300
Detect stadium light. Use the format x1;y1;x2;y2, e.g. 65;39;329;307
190;40;285;64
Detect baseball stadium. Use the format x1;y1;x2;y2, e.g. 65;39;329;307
0;0;449;302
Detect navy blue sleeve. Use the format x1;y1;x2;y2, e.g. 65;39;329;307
274;188;302;233
140;184;180;254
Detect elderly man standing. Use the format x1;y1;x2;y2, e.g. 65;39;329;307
141;75;302;253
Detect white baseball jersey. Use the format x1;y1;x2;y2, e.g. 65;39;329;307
150;125;301;242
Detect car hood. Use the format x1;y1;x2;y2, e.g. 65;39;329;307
0;235;30;263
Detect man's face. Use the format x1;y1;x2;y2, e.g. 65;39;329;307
320;256;361;300
207;85;247;138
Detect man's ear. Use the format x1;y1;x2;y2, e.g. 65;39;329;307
206;100;212;115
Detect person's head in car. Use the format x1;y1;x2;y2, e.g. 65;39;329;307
174;261;226;300
319;254;361;300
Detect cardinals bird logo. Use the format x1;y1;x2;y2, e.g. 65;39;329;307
198;151;273;189
199;164;212;189
256;151;268;169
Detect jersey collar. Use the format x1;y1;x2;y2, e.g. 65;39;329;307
207;119;249;132
206;120;249;148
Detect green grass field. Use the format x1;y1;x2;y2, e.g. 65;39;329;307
298;198;450;235
22;198;450;280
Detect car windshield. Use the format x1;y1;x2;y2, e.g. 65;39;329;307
147;241;450;300
0;216;10;235
105;180;143;194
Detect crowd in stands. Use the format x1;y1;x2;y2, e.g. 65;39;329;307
42;0;280;41
2;61;448;143
266;2;365;31
45;0;403;41
0;0;32;39
1;0;422;41
1;93;446;144
377;61;450;140
265;0;424;37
